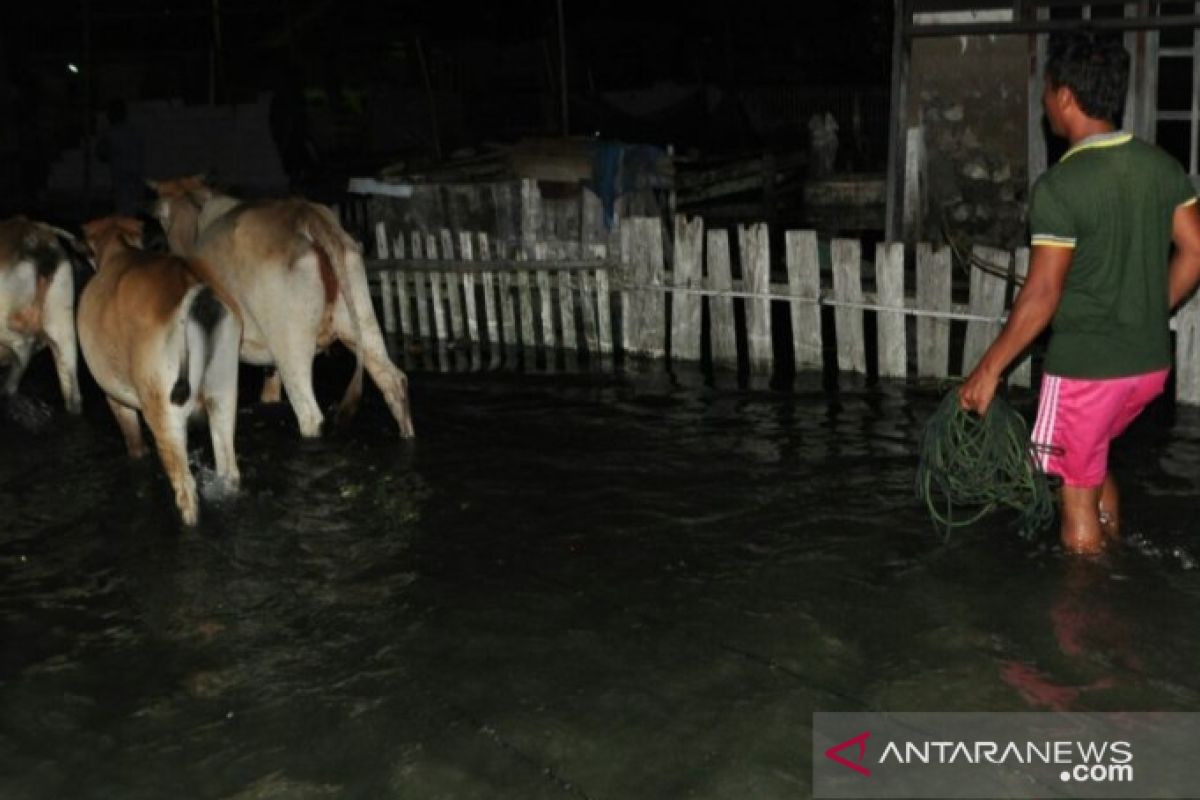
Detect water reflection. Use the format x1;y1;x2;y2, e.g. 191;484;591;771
2;361;1200;798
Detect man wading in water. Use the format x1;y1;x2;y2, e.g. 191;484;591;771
959;32;1200;555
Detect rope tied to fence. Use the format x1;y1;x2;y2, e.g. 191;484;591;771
915;389;1056;540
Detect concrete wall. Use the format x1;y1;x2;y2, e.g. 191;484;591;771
44;95;289;214
907;33;1029;250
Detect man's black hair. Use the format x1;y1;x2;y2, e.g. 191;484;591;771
1045;32;1130;124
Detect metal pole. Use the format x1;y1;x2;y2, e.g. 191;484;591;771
557;0;568;136
415;35;443;160
884;0;909;242
210;0;223;104
82;0;92;217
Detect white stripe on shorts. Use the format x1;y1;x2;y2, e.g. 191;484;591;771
1032;375;1061;471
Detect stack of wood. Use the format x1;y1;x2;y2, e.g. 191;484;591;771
379;137;612;185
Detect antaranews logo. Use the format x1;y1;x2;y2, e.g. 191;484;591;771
815;712;1199;799
825;731;872;777
823;730;1133;783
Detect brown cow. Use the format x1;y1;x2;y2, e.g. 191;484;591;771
150;176;415;438
78;217;243;525
0;216;82;413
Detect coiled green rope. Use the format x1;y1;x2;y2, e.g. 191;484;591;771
915;390;1056;540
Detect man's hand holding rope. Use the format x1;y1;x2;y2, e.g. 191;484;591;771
959;245;1073;415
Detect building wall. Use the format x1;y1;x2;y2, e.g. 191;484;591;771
907;33;1030;250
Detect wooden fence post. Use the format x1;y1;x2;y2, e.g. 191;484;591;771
962;246;1009;376
536;242;556;363
559;268;578;368
739;223;772;374
706;229;737;369
831;238;866;374
594;245;614;361
785;230;822;371
622;217;667;359
460;231;481;369
875;241;906;378
916;244;951;378
1010;247;1033;389
426;233;451;371
1176;289;1200;404
480;234;503;369
671;215;704;363
441;229;465;348
392;234;412;343
410;232;432;348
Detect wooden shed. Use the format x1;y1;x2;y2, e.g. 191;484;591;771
885;0;1200;248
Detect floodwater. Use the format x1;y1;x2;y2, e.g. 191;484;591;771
3;351;1200;800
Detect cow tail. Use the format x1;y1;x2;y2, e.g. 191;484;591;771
170;300;193;406
305;206;364;424
170;269;236;407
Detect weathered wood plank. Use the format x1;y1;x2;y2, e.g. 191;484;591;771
459;231;481;368
875;241;906;378
671;215;704;363
706;229;738;369
1010;247;1032;389
499;269;518;357
831;238;866;374
520;178;541;253
916;244;952;378
375;221;390;259
622;218;667;359
1176;287;1200;405
785;230;822;371
535;242;556;353
559;270;578;353
442;229;465;344
379;270;395;334
426;235;448;344
738;223;773;374
579;259;601;357
595;266;614;358
582;187;605;249
395;269;414;339
962;245;1009;377
479;234;502;368
517;267;537;353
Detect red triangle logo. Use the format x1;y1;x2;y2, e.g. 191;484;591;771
825;731;871;776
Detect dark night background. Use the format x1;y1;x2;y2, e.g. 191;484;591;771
0;1;893;214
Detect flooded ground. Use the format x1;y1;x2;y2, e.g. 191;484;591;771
3;352;1200;799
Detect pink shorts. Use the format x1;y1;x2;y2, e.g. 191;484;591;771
1031;369;1169;488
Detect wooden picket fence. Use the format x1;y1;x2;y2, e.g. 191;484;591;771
360;214;1200;405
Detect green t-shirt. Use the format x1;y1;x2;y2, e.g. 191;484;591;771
1029;132;1196;378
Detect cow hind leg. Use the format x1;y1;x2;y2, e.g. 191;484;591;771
271;342;323;438
142;398;199;526
42;266;82;413
106;397;147;458
46;336;82;414
255;265;325;437
201;315;241;487
2;339;34;396
333;288;416;438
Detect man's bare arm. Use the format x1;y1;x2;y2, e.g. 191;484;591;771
958;245;1073;414
1169;201;1200;310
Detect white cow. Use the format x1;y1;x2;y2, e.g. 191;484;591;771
0;216;82;413
150;176;415;439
